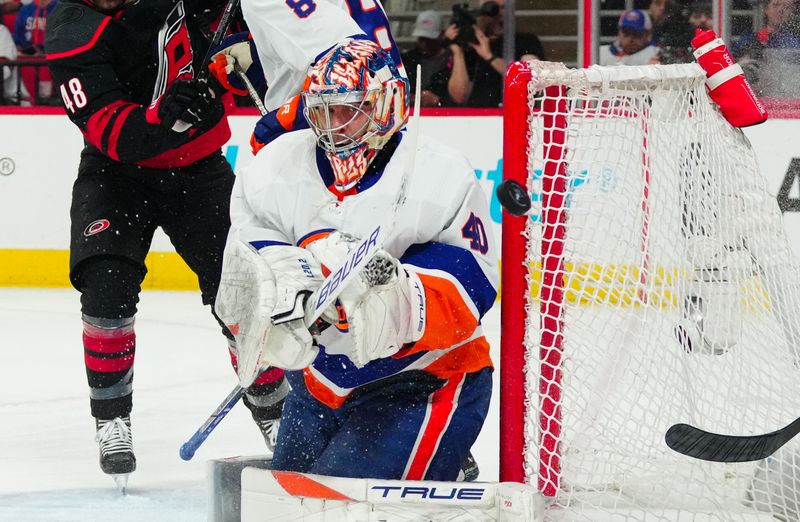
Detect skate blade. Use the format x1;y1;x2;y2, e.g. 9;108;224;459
112;473;130;495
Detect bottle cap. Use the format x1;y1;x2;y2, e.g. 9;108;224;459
691;28;716;50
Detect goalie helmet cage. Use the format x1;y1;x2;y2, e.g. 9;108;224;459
500;60;800;520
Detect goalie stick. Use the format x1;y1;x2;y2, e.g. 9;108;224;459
179;68;423;460
665;416;800;462
180;384;245;460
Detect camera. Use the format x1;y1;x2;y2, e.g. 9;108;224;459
450;1;500;46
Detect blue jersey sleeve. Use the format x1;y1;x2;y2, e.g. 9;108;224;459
344;0;404;71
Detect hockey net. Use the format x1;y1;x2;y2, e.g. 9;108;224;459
501;60;800;520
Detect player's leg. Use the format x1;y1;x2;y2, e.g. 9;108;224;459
296;369;491;480
70;163;157;479
270;370;341;472
228;341;289;449
161;153;288;448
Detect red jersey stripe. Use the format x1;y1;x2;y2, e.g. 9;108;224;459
84;352;134;373
107;104;136;161
83;333;135;355
136;117;232;168
82;324;135;355
403;374;465;480
46;16;112;61
83;100;127;152
252;366;286;385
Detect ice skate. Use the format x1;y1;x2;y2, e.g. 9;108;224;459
459;452;480;482
253;415;280;452
95;416;136;494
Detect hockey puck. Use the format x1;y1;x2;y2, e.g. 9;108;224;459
496;179;531;217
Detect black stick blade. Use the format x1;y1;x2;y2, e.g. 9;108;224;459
496;179;532;217
666;417;800;463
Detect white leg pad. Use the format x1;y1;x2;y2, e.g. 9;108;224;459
240;467;544;521
496;482;545;521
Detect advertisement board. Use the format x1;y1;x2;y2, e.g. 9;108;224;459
0;112;798;287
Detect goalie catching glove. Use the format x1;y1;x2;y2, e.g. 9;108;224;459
215;237;324;387
308;233;427;368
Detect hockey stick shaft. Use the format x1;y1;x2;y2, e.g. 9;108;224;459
180;384;245;460
665;415;800;462
234;62;268;115
197;0;241;83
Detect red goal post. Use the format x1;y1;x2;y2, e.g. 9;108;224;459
500;60;800;519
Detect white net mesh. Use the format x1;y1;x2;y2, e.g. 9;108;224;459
512;61;800;520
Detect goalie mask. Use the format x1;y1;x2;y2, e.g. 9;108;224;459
302;39;409;191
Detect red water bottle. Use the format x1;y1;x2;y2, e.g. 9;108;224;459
691;28;767;127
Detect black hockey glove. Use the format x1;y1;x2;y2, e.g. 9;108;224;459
157;79;224;132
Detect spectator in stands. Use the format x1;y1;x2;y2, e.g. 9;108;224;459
648;0;698;64
0;0;20;12
649;0;694;54
599;9;660;66
12;0;55;56
0;19;27;104
445;0;544;107
733;0;800;95
734;0;799;56
1;0;20;32
688;0;713;31
401;10;452;107
12;0;53;103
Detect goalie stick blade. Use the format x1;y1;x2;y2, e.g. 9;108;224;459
665;416;800;463
180;385;245;461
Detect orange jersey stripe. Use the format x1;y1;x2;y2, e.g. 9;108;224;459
298;230;333;249
408;272;480;352
271;470;355;501
276;94;301;131
304;368;349;409
423;337;492;379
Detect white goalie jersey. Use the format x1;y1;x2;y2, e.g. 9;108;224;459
226;130;499;408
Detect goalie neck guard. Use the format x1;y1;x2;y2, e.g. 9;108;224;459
302;39;409;192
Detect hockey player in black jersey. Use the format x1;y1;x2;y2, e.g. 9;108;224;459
44;0;286;491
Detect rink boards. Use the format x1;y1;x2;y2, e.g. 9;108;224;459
1;112;799;288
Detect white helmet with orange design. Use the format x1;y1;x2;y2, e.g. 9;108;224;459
302;39;409;191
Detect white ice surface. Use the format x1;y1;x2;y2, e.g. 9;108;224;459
0;289;501;522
